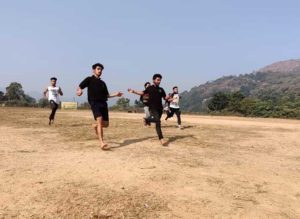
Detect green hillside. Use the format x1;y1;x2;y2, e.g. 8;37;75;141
180;60;300;117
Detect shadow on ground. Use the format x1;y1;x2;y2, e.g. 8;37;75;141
110;134;197;148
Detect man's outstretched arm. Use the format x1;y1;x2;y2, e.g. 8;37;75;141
128;89;144;96
108;92;123;98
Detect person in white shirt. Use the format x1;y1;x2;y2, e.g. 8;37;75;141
43;77;63;125
165;86;182;129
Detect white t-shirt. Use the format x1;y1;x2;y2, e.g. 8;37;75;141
170;93;180;109
48;86;60;103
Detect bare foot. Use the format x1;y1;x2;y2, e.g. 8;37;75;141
100;143;110;150
92;124;98;135
160;139;168;146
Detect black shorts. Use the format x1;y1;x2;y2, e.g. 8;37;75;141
49;100;58;109
89;100;109;121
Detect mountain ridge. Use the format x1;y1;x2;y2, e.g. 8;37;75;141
258;59;300;73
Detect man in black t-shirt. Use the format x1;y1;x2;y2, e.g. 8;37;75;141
77;63;123;150
128;74;170;146
129;82;151;126
141;82;151;123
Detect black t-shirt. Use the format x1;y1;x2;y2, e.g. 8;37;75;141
79;75;109;102
144;85;166;110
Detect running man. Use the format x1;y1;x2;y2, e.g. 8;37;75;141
76;63;123;150
43;77;63;125
163;92;173;116
165;86;182;129
141;82;151;125
129;82;151;126
128;74;170;146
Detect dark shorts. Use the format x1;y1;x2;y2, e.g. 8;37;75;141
49;100;58;109
89;100;109;121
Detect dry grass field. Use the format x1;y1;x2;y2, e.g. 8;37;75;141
0;108;300;219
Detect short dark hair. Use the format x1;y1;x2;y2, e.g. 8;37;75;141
173;86;178;90
50;77;57;81
92;63;104;70
153;73;162;80
144;82;151;88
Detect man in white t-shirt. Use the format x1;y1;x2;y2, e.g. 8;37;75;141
165;86;182;129
43;77;63;125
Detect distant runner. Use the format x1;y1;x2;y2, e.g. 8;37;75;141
163;92;173;116
43;77;63;125
76;63;123;150
165;86;182;129
128;74;170;146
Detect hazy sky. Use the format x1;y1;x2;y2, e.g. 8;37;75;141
1;0;300;103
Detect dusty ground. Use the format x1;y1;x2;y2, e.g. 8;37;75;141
0;108;300;219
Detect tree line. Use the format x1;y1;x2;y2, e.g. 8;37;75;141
0;82;37;107
2;82;299;119
0;82;143;110
207;91;300;118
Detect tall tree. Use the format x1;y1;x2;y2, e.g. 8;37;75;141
6;82;25;101
116;97;130;110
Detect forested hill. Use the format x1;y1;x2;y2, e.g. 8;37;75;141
180;59;300;113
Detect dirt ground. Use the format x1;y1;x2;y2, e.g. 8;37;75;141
0;108;299;219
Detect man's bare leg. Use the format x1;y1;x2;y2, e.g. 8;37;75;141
100;123;104;139
96;117;109;150
102;121;109;128
92;123;98;135
93;121;108;136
